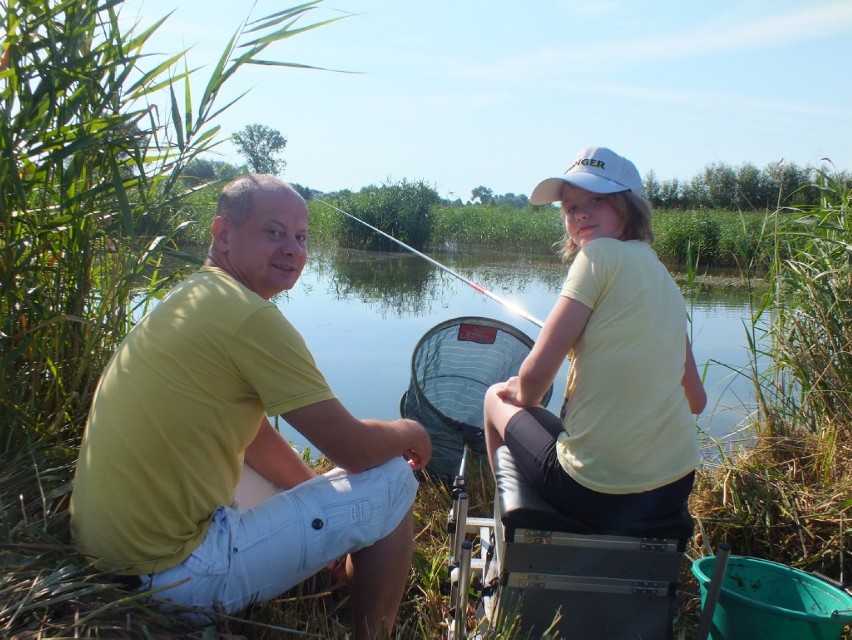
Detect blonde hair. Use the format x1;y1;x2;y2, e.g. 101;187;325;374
557;189;655;261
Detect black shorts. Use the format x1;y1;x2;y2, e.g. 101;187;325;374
504;406;694;530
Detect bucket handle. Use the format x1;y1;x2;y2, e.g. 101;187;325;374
810;570;852;594
808;571;852;620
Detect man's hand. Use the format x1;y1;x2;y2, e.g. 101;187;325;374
399;418;432;470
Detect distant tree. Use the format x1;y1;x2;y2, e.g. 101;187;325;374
471;185;493;204
682;174;710;209
760;161;812;208
643;170;662;206
233;123;287;175
492;192;529;208
290;182;314;200
704;162;738;209
184;158;242;183
736;162;762;210
658;178;682;209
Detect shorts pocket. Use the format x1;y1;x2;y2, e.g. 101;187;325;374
322;498;374;532
181;509;231;577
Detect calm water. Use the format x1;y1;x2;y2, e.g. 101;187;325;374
273;245;759;458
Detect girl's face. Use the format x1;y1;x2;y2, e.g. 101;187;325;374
561;184;625;248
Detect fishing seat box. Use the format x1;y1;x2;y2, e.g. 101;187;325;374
493;446;693;640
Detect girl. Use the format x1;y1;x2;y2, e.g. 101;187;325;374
484;146;706;529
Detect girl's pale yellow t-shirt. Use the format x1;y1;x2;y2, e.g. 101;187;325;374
556;239;699;494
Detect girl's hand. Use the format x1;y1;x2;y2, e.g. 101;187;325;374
495;376;523;406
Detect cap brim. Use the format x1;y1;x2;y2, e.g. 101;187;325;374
530;172;631;205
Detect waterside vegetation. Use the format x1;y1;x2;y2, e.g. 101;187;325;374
1;1;850;638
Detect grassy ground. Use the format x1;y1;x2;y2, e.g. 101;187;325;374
4;431;849;639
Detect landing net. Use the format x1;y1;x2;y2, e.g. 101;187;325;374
400;316;551;478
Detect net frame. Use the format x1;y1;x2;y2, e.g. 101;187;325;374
400;316;552;477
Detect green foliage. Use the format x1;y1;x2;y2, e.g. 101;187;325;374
0;0;339;453
691;170;851;593
334;179;441;251
183;157;243;183
174;187;221;245
755;170;851;437
648;208;793;269
646;159;850;211
430;203;561;253
306;199;343;239
653;210;721;264
233;123;288;175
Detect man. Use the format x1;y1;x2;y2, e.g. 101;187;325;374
70;175;432;639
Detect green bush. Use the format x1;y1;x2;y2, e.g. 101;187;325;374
333;180;441;251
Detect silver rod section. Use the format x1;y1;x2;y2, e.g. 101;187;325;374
454;540;473;640
452;492;469;566
696;542;732;640
456;444;470;488
318;199;545;328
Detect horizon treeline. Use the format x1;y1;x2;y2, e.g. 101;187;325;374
186;156;847;212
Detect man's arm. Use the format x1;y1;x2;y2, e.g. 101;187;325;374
282;398;432;474
244;416;316;489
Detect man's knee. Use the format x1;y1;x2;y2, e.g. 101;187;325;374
381;456;418;508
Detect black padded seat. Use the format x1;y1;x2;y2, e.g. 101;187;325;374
494;446;693;544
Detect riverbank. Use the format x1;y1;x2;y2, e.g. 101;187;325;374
4;189;850;637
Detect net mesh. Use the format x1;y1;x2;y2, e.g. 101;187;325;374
400;316;551;478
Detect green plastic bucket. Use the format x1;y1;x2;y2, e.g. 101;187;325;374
692;555;852;640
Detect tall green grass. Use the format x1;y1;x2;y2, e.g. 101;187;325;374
690;171;851;596
429;203;561;253
757;171;851;436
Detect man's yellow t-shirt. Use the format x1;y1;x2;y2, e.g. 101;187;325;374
556;239;699;494
70;266;335;574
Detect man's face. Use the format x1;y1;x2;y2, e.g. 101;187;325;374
213;187;308;299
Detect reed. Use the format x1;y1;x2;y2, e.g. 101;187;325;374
429;203;561;253
687;170;851;621
424;204;779;268
0;0;340;453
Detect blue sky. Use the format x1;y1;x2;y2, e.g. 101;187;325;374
125;0;852;202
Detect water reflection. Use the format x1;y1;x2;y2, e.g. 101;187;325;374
276;244;758;459
327;250;439;318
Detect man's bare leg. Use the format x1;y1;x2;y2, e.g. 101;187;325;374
347;507;415;640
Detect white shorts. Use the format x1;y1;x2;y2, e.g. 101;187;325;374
142;457;418;620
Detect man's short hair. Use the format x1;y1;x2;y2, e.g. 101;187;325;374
216;174;290;225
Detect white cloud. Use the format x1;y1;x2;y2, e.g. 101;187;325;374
455;3;852;82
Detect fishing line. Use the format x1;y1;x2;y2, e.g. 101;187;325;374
317;199;545;328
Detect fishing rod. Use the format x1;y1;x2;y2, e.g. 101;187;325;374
317;199;545;328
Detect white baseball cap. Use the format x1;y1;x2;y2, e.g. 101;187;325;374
530;147;643;205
